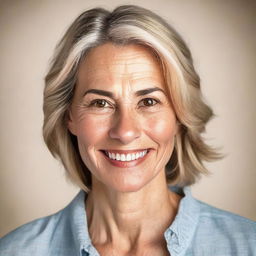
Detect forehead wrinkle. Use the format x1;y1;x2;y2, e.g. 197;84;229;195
80;44;162;80
77;43;165;97
105;48;160;77
83;63;161;87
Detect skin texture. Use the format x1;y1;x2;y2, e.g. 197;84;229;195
68;43;181;255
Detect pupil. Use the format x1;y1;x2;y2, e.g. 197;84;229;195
146;99;153;105
98;100;105;107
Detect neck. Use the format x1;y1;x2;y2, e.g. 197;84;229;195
85;170;181;253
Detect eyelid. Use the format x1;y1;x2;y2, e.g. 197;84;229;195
89;98;114;108
138;97;160;107
84;96;161;108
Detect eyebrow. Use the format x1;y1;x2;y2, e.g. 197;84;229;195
83;87;166;98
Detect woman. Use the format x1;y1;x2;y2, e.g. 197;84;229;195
0;5;255;256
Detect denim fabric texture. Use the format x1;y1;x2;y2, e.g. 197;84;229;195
0;187;255;256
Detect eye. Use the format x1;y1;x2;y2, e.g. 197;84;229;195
138;98;159;107
90;99;112;108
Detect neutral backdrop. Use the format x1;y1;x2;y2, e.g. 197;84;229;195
0;0;255;237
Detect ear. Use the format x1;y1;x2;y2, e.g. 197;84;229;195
67;108;77;136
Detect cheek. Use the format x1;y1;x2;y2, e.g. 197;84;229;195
144;113;177;143
76;115;110;147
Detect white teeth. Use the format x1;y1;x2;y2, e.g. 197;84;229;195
105;150;148;162
126;154;132;161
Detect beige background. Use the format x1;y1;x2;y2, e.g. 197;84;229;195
0;0;255;237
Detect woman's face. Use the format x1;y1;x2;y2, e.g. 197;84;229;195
68;43;178;192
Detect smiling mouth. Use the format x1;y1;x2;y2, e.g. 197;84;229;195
101;149;150;162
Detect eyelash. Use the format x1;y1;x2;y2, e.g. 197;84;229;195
87;98;160;109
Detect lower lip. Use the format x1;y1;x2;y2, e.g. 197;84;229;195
100;150;152;168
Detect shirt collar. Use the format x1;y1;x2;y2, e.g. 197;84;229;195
64;190;94;255
66;186;200;256
164;186;200;256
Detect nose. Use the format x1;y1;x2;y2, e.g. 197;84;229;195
108;109;141;144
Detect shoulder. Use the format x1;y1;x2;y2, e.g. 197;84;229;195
197;199;256;231
0;203;78;256
194;199;256;253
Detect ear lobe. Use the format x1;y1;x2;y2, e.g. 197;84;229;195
67;109;77;136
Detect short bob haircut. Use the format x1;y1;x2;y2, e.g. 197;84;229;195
43;5;220;192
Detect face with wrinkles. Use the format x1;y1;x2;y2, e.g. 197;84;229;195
68;43;178;192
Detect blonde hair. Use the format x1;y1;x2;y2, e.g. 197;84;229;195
43;5;221;192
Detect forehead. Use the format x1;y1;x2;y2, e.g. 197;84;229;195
77;43;164;84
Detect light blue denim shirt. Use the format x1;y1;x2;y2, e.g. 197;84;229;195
1;187;256;256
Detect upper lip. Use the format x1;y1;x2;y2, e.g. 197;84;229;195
101;149;151;154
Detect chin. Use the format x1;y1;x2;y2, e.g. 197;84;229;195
107;178;151;193
91;171;150;192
